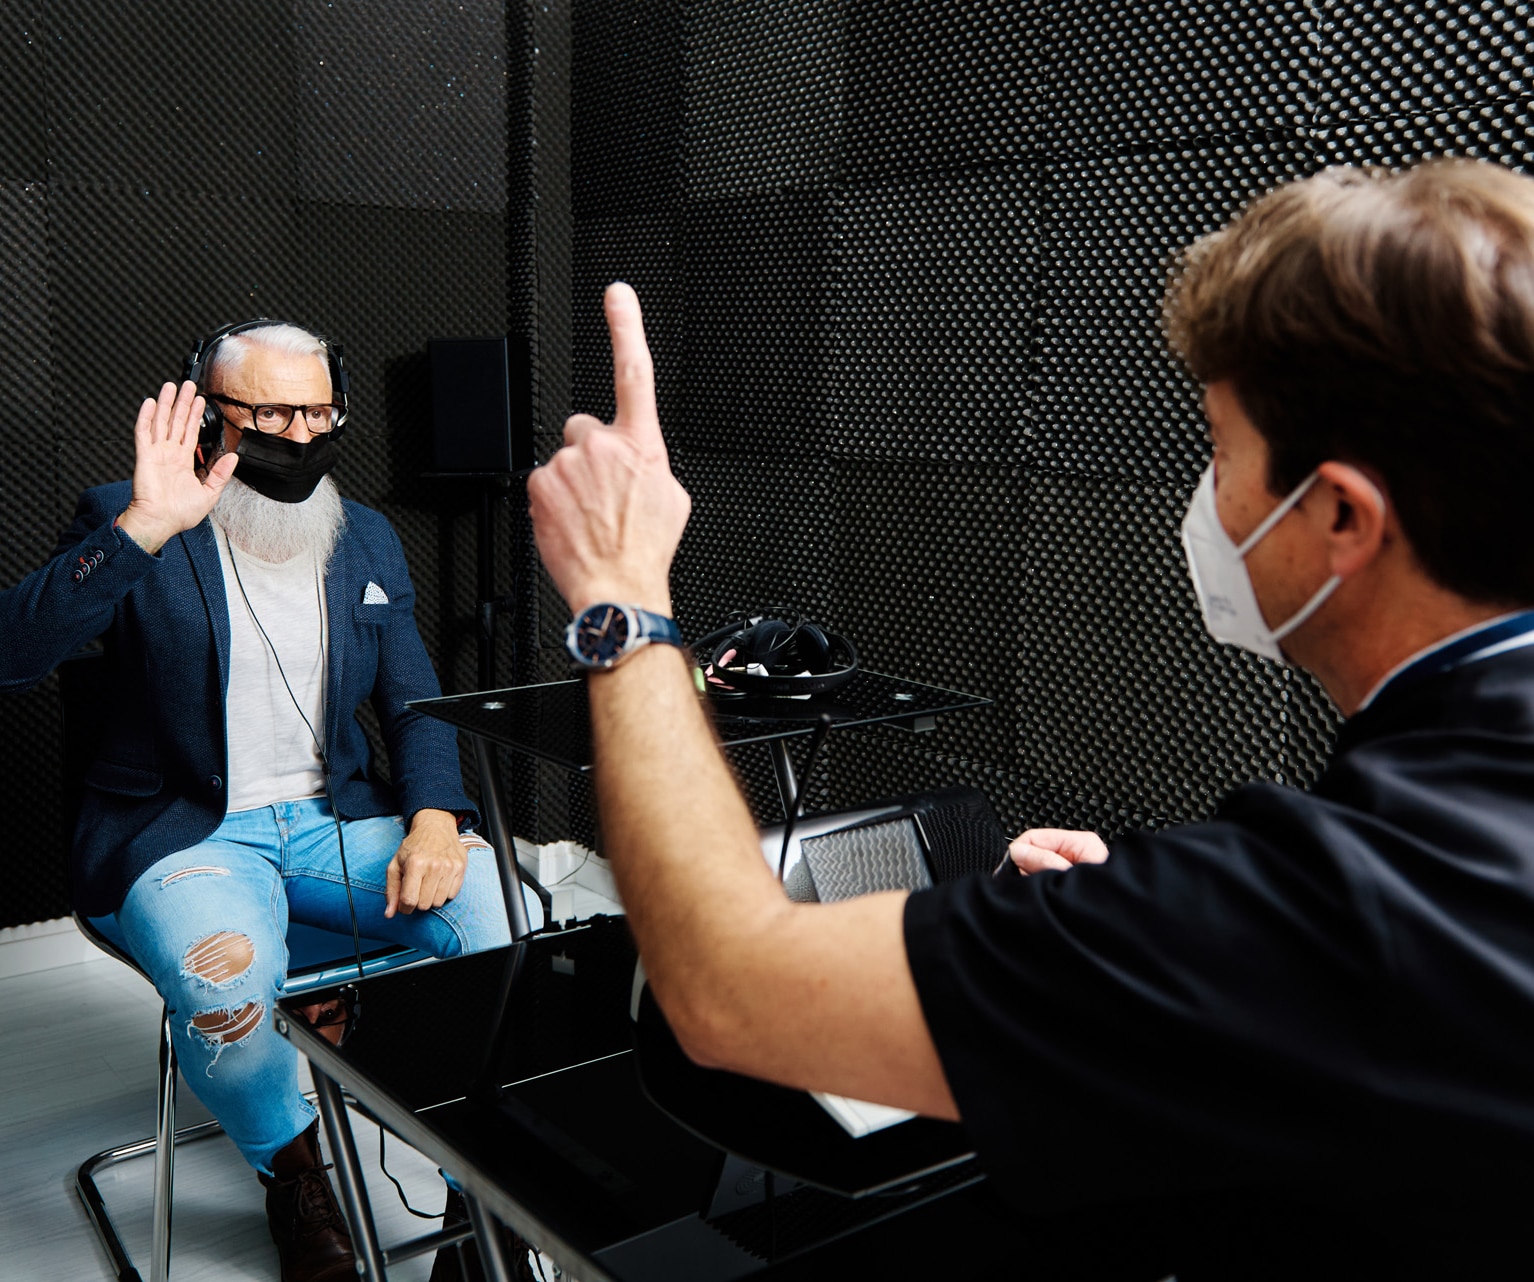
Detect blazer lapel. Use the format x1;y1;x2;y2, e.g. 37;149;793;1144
179;519;231;697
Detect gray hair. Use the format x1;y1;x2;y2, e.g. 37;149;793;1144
206;322;330;389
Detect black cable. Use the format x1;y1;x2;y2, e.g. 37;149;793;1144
376;1127;443;1219
226;540;366;981
777;713;834;884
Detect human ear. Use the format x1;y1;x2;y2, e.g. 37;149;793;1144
1315;461;1388;579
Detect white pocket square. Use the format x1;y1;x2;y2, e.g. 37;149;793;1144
362;582;389;605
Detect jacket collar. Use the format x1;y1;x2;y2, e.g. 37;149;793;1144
1336;642;1534;756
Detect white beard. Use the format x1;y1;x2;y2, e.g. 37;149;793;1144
212;474;345;565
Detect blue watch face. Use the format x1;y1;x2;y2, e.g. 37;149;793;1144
572;604;631;665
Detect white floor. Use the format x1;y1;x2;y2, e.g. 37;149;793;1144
0;877;620;1282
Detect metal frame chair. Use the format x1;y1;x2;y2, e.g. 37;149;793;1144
58;651;435;1282
73;914;428;1282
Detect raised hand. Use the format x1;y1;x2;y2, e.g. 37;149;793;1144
1006;827;1110;875
116;380;239;554
528;283;691;615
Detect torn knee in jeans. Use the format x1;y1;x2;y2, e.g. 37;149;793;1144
183;930;255;986
160;865;231;887
187;1000;266;1073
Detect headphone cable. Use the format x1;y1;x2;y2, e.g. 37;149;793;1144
226;538;366;982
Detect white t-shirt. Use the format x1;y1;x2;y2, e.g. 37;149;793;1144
214;525;330;812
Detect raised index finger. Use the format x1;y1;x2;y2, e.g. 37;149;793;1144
605;281;659;437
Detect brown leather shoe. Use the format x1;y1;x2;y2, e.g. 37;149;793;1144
259;1121;356;1282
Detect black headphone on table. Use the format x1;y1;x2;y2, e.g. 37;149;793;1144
695;611;860;698
183;318;352;450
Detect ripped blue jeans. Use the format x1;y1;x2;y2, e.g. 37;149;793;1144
114;797;526;1174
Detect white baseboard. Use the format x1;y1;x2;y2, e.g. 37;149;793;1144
0;917;100;981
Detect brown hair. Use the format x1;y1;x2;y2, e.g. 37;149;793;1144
1166;159;1534;607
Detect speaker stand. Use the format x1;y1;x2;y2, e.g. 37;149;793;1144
423;469;552;932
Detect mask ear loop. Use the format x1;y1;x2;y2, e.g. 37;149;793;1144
1233;470;1321;559
1243;469;1388;644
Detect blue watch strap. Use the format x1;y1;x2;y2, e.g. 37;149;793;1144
633;608;682;648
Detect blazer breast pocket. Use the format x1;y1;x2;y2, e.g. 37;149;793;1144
352;602;394;625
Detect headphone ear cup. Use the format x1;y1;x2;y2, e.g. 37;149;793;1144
793;623;831;674
198;400;225;450
740;619;793;671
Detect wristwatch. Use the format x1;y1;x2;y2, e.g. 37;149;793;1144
565;602;684;670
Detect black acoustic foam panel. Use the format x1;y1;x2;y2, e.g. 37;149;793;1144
571;0;685;217
1317;99;1534;170
44;0;295;193
1313;2;1534;121
0;6;47;181
844;1;1046;178
679;192;838;456
684;0;844;198
1031;140;1319;488
833;168;1037;463
294;0;509;212
1039;1;1312;148
670;451;839;643
562;0;1380;846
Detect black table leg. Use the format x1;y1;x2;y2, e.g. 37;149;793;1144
769;738;800;820
472;732;534;940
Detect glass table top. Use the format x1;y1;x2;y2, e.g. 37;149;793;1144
411;670;990;773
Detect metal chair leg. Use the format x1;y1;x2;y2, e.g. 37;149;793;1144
463;1194;517;1282
313;1070;388;1281
151;1007;177;1282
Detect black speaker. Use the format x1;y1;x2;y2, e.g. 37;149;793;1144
428;335;533;474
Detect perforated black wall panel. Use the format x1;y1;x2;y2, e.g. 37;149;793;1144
0;1;520;928
1314;2;1534;120
1032;140;1318;487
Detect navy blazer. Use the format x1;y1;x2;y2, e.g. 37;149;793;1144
0;481;475;916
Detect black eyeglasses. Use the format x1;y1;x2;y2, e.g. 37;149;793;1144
210;394;345;435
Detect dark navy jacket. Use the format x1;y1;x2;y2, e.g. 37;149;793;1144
0;480;474;916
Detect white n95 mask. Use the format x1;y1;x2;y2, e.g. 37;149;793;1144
1180;464;1340;662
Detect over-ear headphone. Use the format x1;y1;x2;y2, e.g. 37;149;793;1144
184;318;351;450
695;611;860;698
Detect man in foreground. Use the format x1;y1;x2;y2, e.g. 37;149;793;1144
0;322;523;1281
529;160;1534;1274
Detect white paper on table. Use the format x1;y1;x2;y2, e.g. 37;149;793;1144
810;1091;916;1138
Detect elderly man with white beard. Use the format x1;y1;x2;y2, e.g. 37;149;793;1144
0;321;528;1282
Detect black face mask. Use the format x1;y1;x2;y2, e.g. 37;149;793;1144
232;430;339;504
